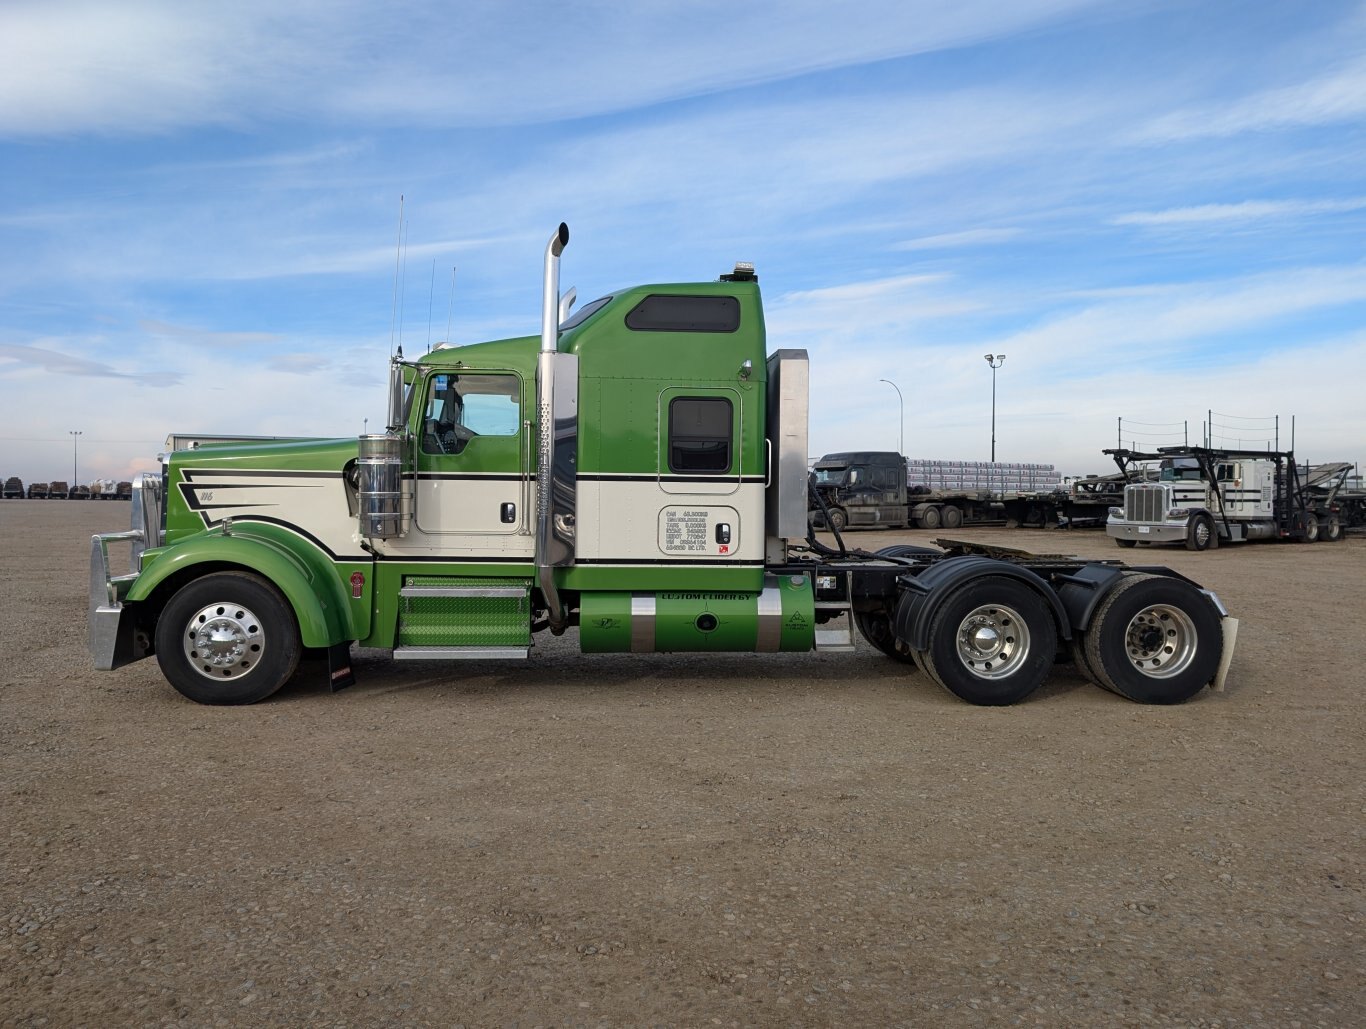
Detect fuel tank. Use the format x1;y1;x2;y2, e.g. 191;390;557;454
579;574;814;653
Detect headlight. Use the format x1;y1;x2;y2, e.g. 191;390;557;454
1167;508;1191;520
1108;506;1123;518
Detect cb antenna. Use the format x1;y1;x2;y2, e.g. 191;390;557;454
445;266;456;346
426;258;436;349
389;194;405;359
397;212;410;353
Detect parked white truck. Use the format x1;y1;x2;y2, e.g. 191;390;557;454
1105;447;1351;550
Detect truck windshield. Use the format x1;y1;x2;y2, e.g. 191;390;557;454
814;466;849;485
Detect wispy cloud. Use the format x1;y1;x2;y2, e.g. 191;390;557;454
987;264;1366;368
1114;198;1366;226
140;320;279;348
893;228;1023;250
0;340;169;382
0;0;1108;136
1133;56;1366;142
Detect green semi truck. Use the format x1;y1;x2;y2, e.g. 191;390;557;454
90;225;1237;707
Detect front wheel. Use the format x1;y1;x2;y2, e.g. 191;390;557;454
914;576;1057;705
1185;514;1217;551
154;572;301;705
826;507;848;532
1078;572;1222;704
1114;537;1138;549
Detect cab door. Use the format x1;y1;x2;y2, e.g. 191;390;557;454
401;370;534;559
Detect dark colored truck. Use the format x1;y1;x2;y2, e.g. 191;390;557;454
809;451;1115;531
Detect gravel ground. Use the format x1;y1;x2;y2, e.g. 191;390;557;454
2;500;1362;1027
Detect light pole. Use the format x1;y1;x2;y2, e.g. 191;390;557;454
69;430;82;484
983;354;1005;461
878;379;904;456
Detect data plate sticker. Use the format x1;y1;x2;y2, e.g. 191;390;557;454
658;506;739;556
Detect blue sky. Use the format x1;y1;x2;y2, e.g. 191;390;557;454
2;0;1364;485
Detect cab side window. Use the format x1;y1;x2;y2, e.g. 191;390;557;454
422;373;519;455
668;397;732;474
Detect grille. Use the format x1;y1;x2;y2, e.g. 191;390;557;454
1125;483;1170;523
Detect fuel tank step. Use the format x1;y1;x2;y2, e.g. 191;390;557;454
397;576;532;648
392;646;529;660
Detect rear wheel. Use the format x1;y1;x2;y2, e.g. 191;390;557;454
1078;572;1222;704
154;572;301;705
914;576;1056;706
854;610;915;664
1295;510;1320;542
941;505;963;529
1321;513;1343;542
918;506;942;530
855;545;940;665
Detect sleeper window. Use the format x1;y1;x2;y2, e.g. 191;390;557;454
668;397;732;474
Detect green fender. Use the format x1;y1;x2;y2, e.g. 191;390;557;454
127;528;354;648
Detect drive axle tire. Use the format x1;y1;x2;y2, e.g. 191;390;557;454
155;572;301;705
854;611;916;664
854;545;940;665
1322;513;1343;542
1079;572;1221;704
941;505;963;529
915;576;1056;706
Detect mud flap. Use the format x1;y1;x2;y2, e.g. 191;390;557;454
1212;617;1238;693
328;641;356;692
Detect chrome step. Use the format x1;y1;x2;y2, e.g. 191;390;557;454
813;571;856;651
399;585;527;598
392;646;530;661
814;627;856;651
813;603;856;651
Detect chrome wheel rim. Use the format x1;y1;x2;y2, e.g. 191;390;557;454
955;604;1030;679
1124;604;1197;679
1194;520;1211;548
182;601;265;682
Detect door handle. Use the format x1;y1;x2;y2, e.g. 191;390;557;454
501;502;516;524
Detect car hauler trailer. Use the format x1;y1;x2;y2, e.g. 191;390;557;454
1303;462;1361;530
1105;446;1351;550
89;226;1236;708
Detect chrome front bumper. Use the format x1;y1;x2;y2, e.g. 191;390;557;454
89;531;145;670
1106;519;1187;544
89;469;163;670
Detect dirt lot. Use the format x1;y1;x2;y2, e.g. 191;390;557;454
2;500;1362;1026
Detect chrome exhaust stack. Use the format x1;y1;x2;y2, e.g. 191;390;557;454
536;223;577;633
